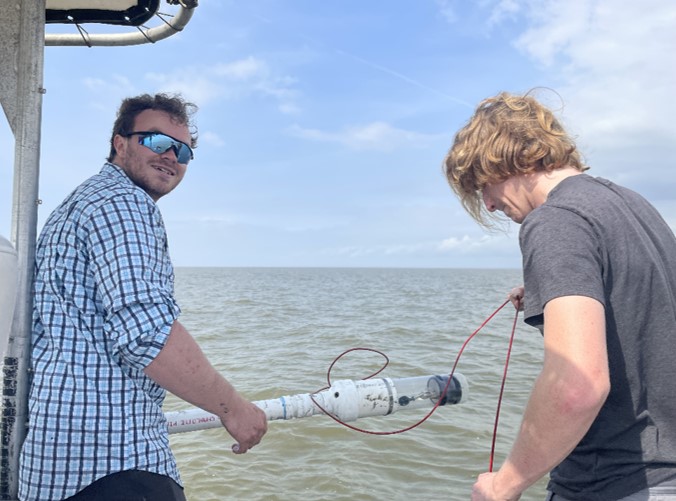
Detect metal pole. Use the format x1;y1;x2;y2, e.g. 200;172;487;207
0;0;45;498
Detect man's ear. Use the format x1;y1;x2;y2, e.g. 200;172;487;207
112;134;127;160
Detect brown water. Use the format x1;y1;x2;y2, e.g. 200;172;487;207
166;267;549;500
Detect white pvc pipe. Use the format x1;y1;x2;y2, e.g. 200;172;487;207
167;373;468;435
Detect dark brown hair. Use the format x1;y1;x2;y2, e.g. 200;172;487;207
107;93;198;162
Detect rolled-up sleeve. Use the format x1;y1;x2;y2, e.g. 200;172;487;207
86;193;180;369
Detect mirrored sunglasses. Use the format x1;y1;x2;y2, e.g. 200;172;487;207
126;131;194;164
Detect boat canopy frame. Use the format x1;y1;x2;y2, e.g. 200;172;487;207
44;0;198;47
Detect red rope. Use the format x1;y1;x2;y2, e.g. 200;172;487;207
310;297;518;456
489;304;520;471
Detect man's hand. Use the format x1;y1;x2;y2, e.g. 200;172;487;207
472;472;521;501
508;286;525;311
221;397;268;454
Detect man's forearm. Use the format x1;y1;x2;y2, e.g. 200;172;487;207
493;296;610;497
493;370;602;496
144;320;245;418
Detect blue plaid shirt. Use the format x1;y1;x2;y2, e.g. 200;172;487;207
19;163;182;500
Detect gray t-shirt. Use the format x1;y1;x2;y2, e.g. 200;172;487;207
520;174;676;500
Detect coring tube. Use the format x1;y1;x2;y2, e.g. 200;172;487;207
166;373;468;435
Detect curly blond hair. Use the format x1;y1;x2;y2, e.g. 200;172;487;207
443;91;587;227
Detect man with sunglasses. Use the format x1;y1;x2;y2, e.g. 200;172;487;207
19;93;267;501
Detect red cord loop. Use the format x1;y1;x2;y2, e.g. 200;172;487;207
325;347;389;387
311;297;519;455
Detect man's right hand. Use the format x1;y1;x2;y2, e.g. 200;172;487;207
221;397;268;454
508;286;525;311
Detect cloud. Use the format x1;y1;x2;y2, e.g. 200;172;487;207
511;0;592;66
506;0;676;143
323;241;436;259
278;102;301;115
287;121;440;151
198;130;226;148
212;57;265;80
82;75;137;110
478;0;676;200
319;232;519;260
83;74;135;93
435;0;458;24
143;71;223;105
468;0;676;141
439;233;515;253
486;0;522;27
144;56;300;111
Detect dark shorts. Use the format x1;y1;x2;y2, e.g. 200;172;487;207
65;470;186;501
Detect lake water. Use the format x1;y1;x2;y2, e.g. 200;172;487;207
166;267;549;500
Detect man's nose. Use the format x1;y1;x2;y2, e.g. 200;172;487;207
482;191;496;212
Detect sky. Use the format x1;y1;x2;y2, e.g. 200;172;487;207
1;0;675;268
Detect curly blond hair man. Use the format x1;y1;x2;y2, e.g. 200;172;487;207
444;92;676;501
